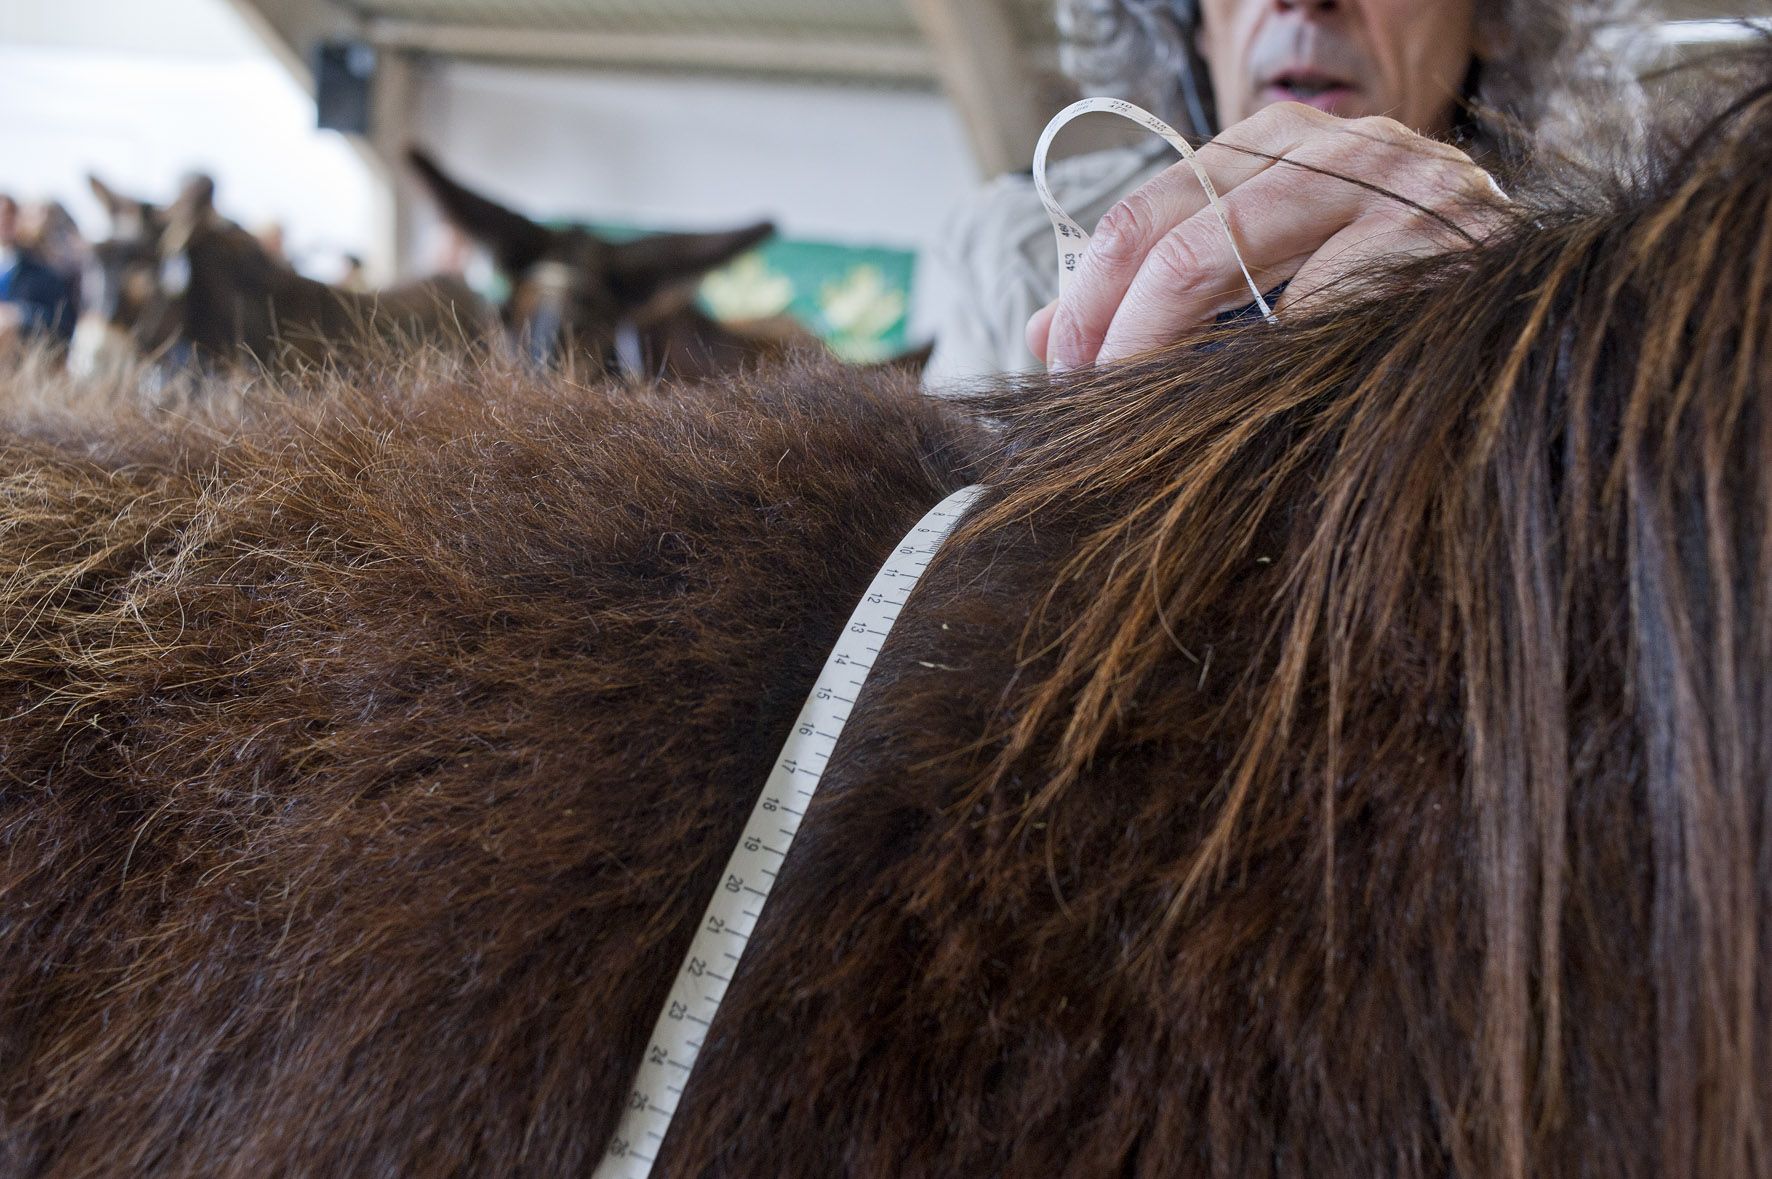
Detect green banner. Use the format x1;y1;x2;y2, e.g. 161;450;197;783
696;238;916;363
569;223;917;363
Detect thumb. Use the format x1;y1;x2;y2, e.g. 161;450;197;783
1026;301;1057;366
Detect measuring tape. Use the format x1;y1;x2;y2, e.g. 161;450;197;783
1033;96;1275;320
593;483;983;1177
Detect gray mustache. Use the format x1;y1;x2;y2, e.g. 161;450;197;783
1245;20;1370;85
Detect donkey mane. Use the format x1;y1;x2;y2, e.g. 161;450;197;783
3;58;1771;1179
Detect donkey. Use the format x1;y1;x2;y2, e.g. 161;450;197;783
3;60;1772;1179
75;176;180;374
81;174;495;374
407;149;920;381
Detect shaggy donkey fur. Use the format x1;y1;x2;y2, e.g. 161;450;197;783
5;63;1772;1179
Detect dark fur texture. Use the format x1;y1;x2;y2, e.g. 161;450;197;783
5;62;1772;1179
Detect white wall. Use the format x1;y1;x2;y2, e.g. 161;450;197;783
0;0;261;58
0;0;379;280
412;64;979;339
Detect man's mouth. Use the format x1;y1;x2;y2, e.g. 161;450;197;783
1262;71;1356;109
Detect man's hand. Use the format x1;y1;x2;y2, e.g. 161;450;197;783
1027;101;1507;369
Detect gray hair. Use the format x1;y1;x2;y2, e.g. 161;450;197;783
1055;0;1658;164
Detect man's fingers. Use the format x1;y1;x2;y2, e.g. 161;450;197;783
1043;103;1331;370
1044;185;1208;369
1277;206;1494;317
1078;115;1503;364
1026;301;1057;364
1092;158;1394;362
1274;159;1511;316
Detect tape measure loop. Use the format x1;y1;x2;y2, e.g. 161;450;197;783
1035;97;1277;324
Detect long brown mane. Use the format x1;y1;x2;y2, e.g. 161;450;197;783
3;63;1771;1178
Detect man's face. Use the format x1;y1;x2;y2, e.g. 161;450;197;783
1196;0;1479;135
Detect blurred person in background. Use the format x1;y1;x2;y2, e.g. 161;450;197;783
22;200;90;309
0;194;78;353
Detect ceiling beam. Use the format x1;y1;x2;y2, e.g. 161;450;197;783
904;0;1046;177
215;0;358;91
367;20;938;85
1658;17;1772;42
363;50;424;283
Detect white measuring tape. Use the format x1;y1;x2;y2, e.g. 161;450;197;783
593;483;983;1178
1033;96;1276;321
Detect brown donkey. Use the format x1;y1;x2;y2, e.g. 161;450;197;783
407;149;913;381
82;174;495;374
77;176;180;373
4;64;1772;1178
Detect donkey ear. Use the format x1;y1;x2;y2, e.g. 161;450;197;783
406;147;553;275
89;174;156;233
88;174;127;217
606;221;776;305
171;173;215;218
160;173;217;254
